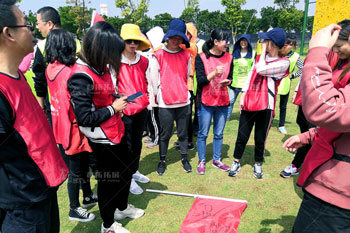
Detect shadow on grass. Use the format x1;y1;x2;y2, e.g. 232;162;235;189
71;181;168;233
238;145;271;166
259;215;296;233
292;175;303;200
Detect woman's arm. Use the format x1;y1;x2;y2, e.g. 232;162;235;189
300;24;350;132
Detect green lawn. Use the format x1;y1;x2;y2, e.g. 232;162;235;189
58;81;303;233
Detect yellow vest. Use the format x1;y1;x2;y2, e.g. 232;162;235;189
277;52;300;95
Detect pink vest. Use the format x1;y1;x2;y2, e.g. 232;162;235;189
46;61;92;155
118;55;149;115
155;49;190;105
71;62;125;144
200;52;232;106
297;63;350;187
0;72;68;187
244;55;289;111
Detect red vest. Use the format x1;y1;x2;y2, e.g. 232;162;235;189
155;49;190;105
297;62;350;187
71;61;125;145
118;55;149;115
243;55;289;111
294;88;302;106
199;52;232;106
46;61;92;155
0;72;68;187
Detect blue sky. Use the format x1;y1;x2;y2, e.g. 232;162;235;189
19;0;316;17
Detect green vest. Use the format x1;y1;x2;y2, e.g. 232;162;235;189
231;52;255;88
277;52;300;95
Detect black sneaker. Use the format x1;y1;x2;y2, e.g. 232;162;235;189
82;194;98;208
182;159;192;173
69;207;95;222
156;161;166;175
253;163;263;179
187;143;195;150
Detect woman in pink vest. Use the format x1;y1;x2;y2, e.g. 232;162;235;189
195;28;233;175
283;20;350;232
67;22;144;233
152;19;192;176
45;29;96;222
118;23;151;195
228;28;290;179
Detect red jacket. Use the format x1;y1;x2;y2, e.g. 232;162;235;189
46;61;92;155
0;71;68;187
299;47;350;209
199;52;232;106
155;49;190;105
118;55;149;116
71;62;125;145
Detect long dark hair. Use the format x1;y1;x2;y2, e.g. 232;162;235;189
202;27;231;58
45;29;76;66
333;19;350;82
80;21;125;74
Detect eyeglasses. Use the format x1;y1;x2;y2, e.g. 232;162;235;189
7;23;34;32
125;40;141;45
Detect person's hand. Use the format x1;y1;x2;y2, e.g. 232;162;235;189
283;135;304;153
215;66;224;76
309;24;342;50
239;92;245;114
261;41;267;52
112;96;128;112
219;79;231;87
292;92;297;103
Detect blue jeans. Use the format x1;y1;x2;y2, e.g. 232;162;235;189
227;87;242;120
197;104;228;161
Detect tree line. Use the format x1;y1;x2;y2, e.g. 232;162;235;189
25;0;314;39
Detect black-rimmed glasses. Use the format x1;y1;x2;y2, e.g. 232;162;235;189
7;23;34;32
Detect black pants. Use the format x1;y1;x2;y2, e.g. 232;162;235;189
278;92;289;127
122;109;147;174
293;190;350;232
0;192;59;233
292;106;315;168
158;105;190;160
148;107;160;145
58;145;93;209
187;91;195;143
89;137;132;227
233;109;273;163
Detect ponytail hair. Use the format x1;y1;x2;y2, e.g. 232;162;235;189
333;19;350;83
202;27;231;58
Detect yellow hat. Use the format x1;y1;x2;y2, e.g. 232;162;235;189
120;23;151;51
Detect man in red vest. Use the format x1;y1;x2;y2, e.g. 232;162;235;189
0;1;68;232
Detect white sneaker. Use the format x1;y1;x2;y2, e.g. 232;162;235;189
101;222;130;233
132;170;150;183
114;204;145;220
130;178;143;195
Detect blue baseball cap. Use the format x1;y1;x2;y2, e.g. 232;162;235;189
162;18;190;48
258;28;286;49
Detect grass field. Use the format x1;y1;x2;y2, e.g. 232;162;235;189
58;81;304;233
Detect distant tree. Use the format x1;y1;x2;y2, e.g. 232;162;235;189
115;0;149;25
258;6;279;31
277;7;303;32
306;16;314;32
238;9;257;34
139;15;153;32
153;13;172;31
65;0;93;38
274;0;300;9
221;0;247;37
59;6;79;35
180;0;200;22
196;10;227;34
103;15;126;33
